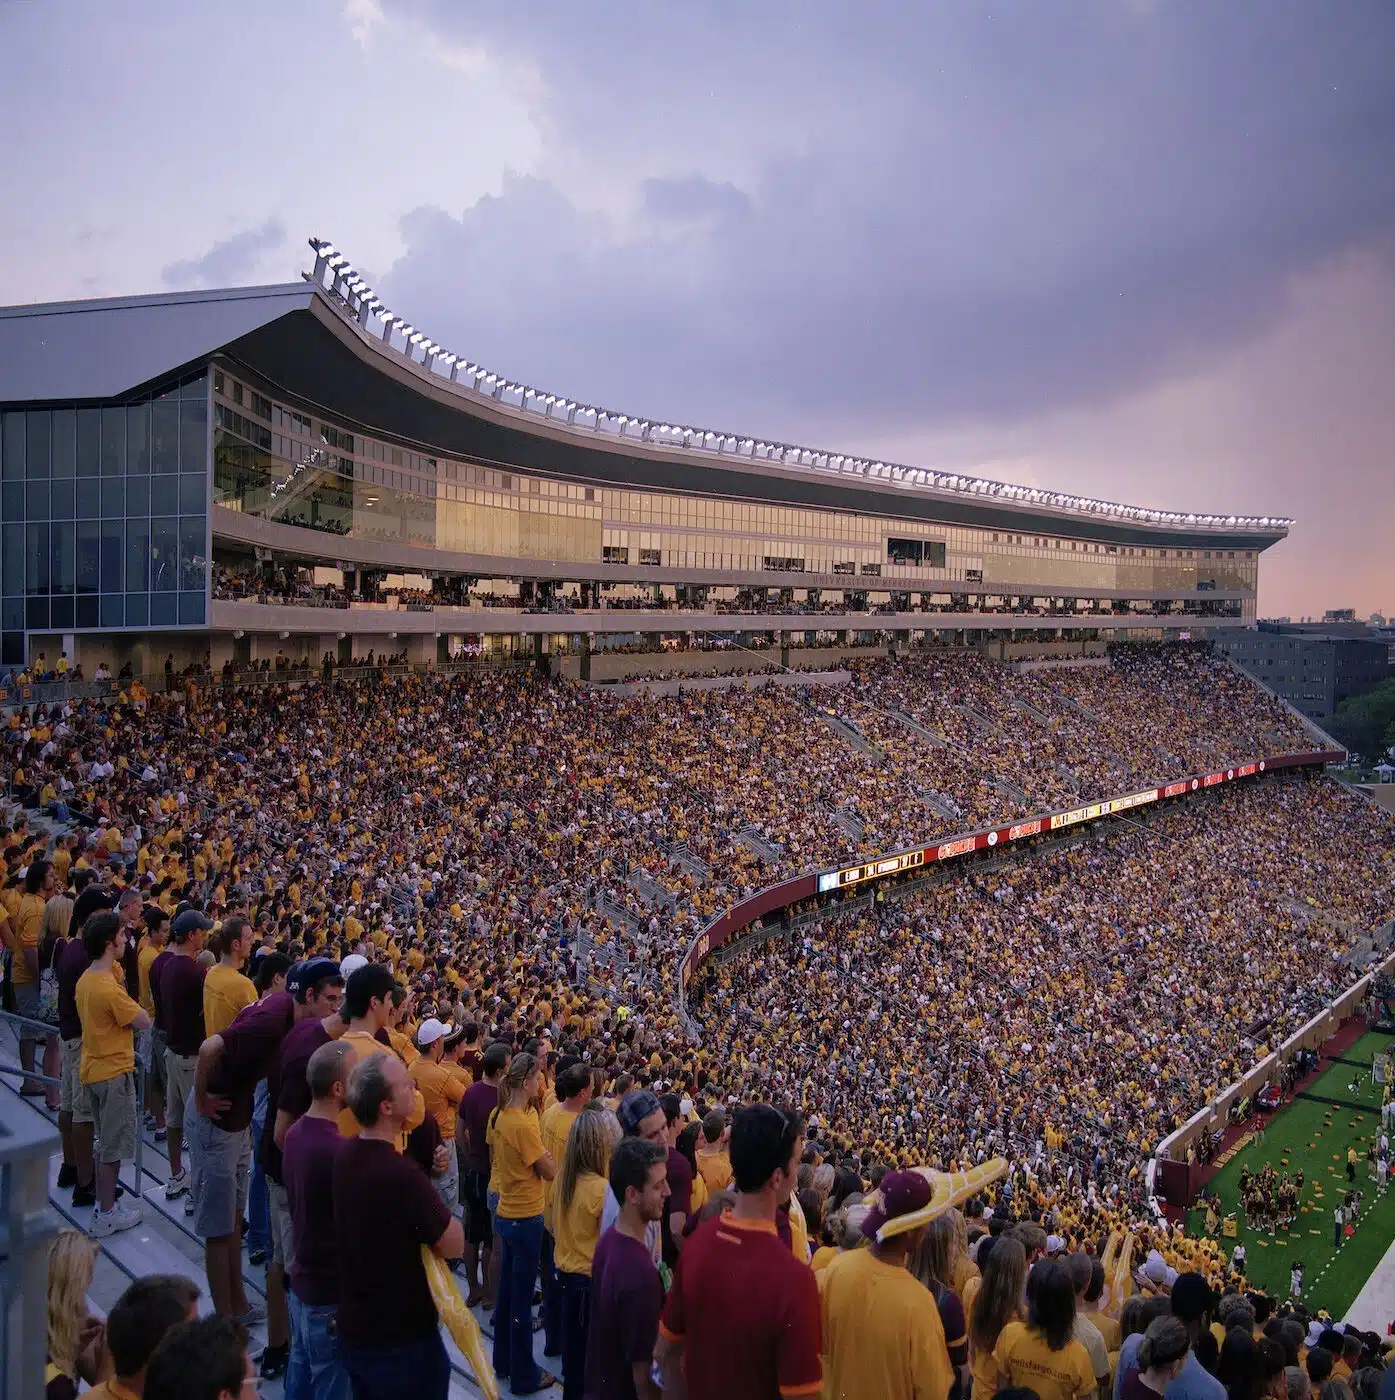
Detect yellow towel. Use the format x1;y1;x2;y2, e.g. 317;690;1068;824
422;1247;499;1400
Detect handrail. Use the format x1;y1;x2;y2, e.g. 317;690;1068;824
0;1007;145;1207
675;747;1345;1036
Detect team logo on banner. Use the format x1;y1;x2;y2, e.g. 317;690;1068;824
987;831;998;846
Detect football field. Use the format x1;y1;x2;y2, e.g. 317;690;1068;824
1185;1030;1394;1317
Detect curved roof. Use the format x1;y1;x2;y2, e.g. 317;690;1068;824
0;258;1292;552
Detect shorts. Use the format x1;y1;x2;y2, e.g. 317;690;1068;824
463;1168;493;1247
188;1110;251;1240
165;1050;199;1137
148;1027;168;1094
88;1072;138;1164
60;1036;93;1123
12;983;43;1041
434;1139;460;1216
268;1178;295;1271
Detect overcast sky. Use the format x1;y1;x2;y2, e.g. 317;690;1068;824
4;0;1392;617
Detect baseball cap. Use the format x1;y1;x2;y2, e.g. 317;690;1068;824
1169;1272;1215;1322
171;909;213;940
863;1170;934;1242
617;1090;663;1136
416;1018;451;1049
286;956;341;1002
339;953;369;980
1046;1234;1066;1256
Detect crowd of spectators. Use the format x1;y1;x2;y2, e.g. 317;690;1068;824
4;640;1392;1399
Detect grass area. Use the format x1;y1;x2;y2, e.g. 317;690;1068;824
1186;1031;1394;1318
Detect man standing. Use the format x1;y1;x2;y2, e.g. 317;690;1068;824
657;1104;822;1400
659;1093;694;1269
159;909;213;1208
458;1041;509;1309
75;910;151;1236
136;905;170;1143
584;1138;669;1400
409;1017;467;1214
333;963;425;1143
7;858;57;1097
334;1052;464;1400
818;1170;953;1400
282;1040;355;1400
1113;1273;1224;1400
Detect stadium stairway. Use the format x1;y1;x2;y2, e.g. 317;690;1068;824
888;709;950;748
0;1020;531;1399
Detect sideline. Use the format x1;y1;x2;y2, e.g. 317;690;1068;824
1345;1228;1395;1332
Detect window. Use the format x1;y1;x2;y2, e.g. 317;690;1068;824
603;545;629;564
833;561;855;575
860;562;881;577
638;548;662;566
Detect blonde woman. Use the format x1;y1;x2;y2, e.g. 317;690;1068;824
553;1104;623;1400
913;1215;971;1399
487;1052;557;1393
45;1230;104;1399
968;1236;1027;1400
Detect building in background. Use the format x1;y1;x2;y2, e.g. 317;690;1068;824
1216;621;1393;722
0;240;1292;678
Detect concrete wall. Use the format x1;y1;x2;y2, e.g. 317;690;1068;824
554;643;889;683
1358;784;1395;814
586;670;853;697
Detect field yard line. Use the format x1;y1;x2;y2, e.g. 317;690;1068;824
1344;1228;1395;1331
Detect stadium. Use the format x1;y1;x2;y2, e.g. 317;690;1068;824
1;242;1392;1400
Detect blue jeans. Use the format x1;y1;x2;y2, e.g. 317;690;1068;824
541;1228;561;1355
557;1269;590;1400
286;1292;350;1400
247;1079;270;1254
342;1331;448;1400
493;1213;544;1394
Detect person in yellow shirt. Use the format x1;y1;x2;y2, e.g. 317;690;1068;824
75;911;151;1236
539;1061;595;1357
819;1170;955;1400
553;1103;623;1399
384;983;420;1067
81;1272;201;1400
334;962;425;1147
986;1259;1096;1400
489;1052;558;1394
203;915;258;1036
6;858;58;1099
409;1016;467;1213
694;1109;733;1191
969;1236;1028;1400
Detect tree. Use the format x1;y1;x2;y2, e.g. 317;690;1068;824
1329;679;1395;762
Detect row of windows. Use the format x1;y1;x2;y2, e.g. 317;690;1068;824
2;592;204;633
1;391;207;482
213;365;1261;565
1;518;206;596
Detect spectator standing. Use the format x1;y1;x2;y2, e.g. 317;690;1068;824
1113;1272;1224;1400
333;963;425;1144
458;1040;509;1308
657;1104;822;1400
157;909;212;1209
409;1017;467;1214
821;1170;953;1400
553;1104;622;1400
599;1090;667;1261
135;906;169;1142
694;1110;733;1192
659;1093;694;1269
7;858;58;1099
75;911;150;1236
282;1039;355;1400
539;1061;594;1355
54;884;117;1208
968;1236;1028;1400
203;914;256;1035
583;1136;669;1400
143;1316;255;1400
910;1214;971;1400
1066;1250;1113;1395
334;1051;463;1400
986;1258;1096;1400
489;1051;558;1395
1120;1318;1193;1400
81;1273;201;1400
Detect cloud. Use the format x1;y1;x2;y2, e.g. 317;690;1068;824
161;219;287;289
370;2;1395;443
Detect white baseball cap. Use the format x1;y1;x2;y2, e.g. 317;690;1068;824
339;953;369;979
416;1018;451;1049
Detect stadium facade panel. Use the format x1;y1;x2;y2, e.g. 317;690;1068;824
0;264;1289;672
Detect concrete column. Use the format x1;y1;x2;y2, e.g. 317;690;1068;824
580;634;592;682
780;629;790;670
405;634;435;668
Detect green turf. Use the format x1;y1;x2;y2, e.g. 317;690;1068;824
1186;1031;1395;1317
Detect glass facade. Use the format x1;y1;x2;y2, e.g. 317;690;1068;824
0;374;209;664
210;363;1261;602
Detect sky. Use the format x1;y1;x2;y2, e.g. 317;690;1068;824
3;0;1393;618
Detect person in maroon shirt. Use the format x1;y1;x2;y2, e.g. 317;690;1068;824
157;909;212;1205
457;1040;509;1308
584;1137;669;1400
282;1039;355;1400
334;1050;464;1400
659;1094;694;1269
657;1104;822;1400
